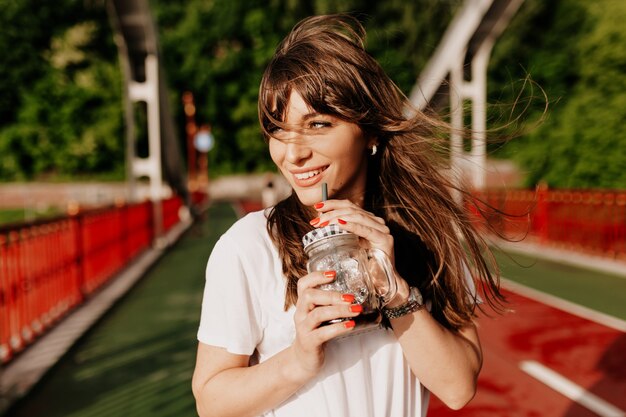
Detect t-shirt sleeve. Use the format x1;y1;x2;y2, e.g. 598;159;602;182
197;234;263;355
462;262;483;305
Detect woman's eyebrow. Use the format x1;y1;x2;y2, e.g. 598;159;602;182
301;111;325;121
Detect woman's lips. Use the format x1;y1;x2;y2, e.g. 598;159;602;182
291;166;328;187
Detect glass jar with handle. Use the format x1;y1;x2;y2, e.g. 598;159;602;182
302;224;397;331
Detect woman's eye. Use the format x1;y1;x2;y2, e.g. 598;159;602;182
310;121;331;129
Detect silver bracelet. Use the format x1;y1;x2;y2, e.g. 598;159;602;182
383;287;424;319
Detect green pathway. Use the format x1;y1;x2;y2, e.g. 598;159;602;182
6;203;238;417
493;248;626;320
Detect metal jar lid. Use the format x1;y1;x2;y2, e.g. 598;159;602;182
302;224;352;249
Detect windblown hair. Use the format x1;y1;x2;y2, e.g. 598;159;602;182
258;14;505;330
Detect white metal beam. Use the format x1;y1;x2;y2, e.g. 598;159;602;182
410;0;525;190
127;54;164;241
409;0;494;110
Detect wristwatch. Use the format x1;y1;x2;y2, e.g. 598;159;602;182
383;287;424;319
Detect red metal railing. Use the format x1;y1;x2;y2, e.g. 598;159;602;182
473;187;626;260
162;196;183;233
0;195;187;365
190;190;210;209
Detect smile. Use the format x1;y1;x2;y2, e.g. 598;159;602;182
290;165;329;187
294;167;327;180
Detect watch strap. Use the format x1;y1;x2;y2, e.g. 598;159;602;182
382;287;424;319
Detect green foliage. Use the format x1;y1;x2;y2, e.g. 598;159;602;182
151;0;456;175
489;0;626;188
0;207;61;226
0;0;124;181
0;0;455;180
5;0;623;189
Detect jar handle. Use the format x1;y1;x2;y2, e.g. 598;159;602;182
366;248;398;306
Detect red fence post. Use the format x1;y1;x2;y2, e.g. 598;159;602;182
74;212;86;299
534;183;549;244
618;193;626;259
0;233;10;363
8;230;24;356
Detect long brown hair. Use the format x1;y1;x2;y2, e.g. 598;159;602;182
258;14;505;330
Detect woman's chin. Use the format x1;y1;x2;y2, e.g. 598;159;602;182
293;189;320;206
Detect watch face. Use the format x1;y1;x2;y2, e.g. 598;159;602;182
410;287;423;305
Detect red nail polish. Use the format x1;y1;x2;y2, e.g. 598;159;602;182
323;270;336;278
314;202;324;209
310;217;320;226
350;304;363;313
318;221;329;227
344;320;356;329
342;294;355;303
338;219;347;225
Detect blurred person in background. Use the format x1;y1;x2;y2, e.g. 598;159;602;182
192;14;504;417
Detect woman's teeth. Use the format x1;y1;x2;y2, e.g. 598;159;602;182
295;169;323;180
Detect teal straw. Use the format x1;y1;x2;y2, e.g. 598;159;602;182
322;183;328;201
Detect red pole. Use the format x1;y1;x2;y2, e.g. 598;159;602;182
182;92;198;190
535;182;549;244
0;234;11;363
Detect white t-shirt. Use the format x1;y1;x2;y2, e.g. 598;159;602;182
198;209;430;417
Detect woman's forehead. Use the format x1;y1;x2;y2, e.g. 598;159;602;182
270;89;319;121
283;91;315;120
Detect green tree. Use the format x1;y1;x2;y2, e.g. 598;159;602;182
151;0;456;175
0;0;457;180
0;0;123;181
489;0;626;188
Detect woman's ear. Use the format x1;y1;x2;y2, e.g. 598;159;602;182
367;137;379;156
366;135;379;149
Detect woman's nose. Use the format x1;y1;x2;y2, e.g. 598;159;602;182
284;138;312;164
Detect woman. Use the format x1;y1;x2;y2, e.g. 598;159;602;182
192;14;504;417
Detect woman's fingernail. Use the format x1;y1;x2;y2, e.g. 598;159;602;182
337;218;347;225
309;217;320;226
314;202;324;209
350;304;363;313
342;294;355;303
318;221;329;227
344;320;356;329
324;270;336;278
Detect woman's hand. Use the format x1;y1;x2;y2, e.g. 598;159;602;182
311;199;411;307
311;199;395;265
290;270;361;380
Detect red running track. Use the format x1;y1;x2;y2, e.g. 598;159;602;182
236;201;626;416
429;288;626;417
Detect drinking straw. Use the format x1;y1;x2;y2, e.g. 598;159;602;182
322;183;328;201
